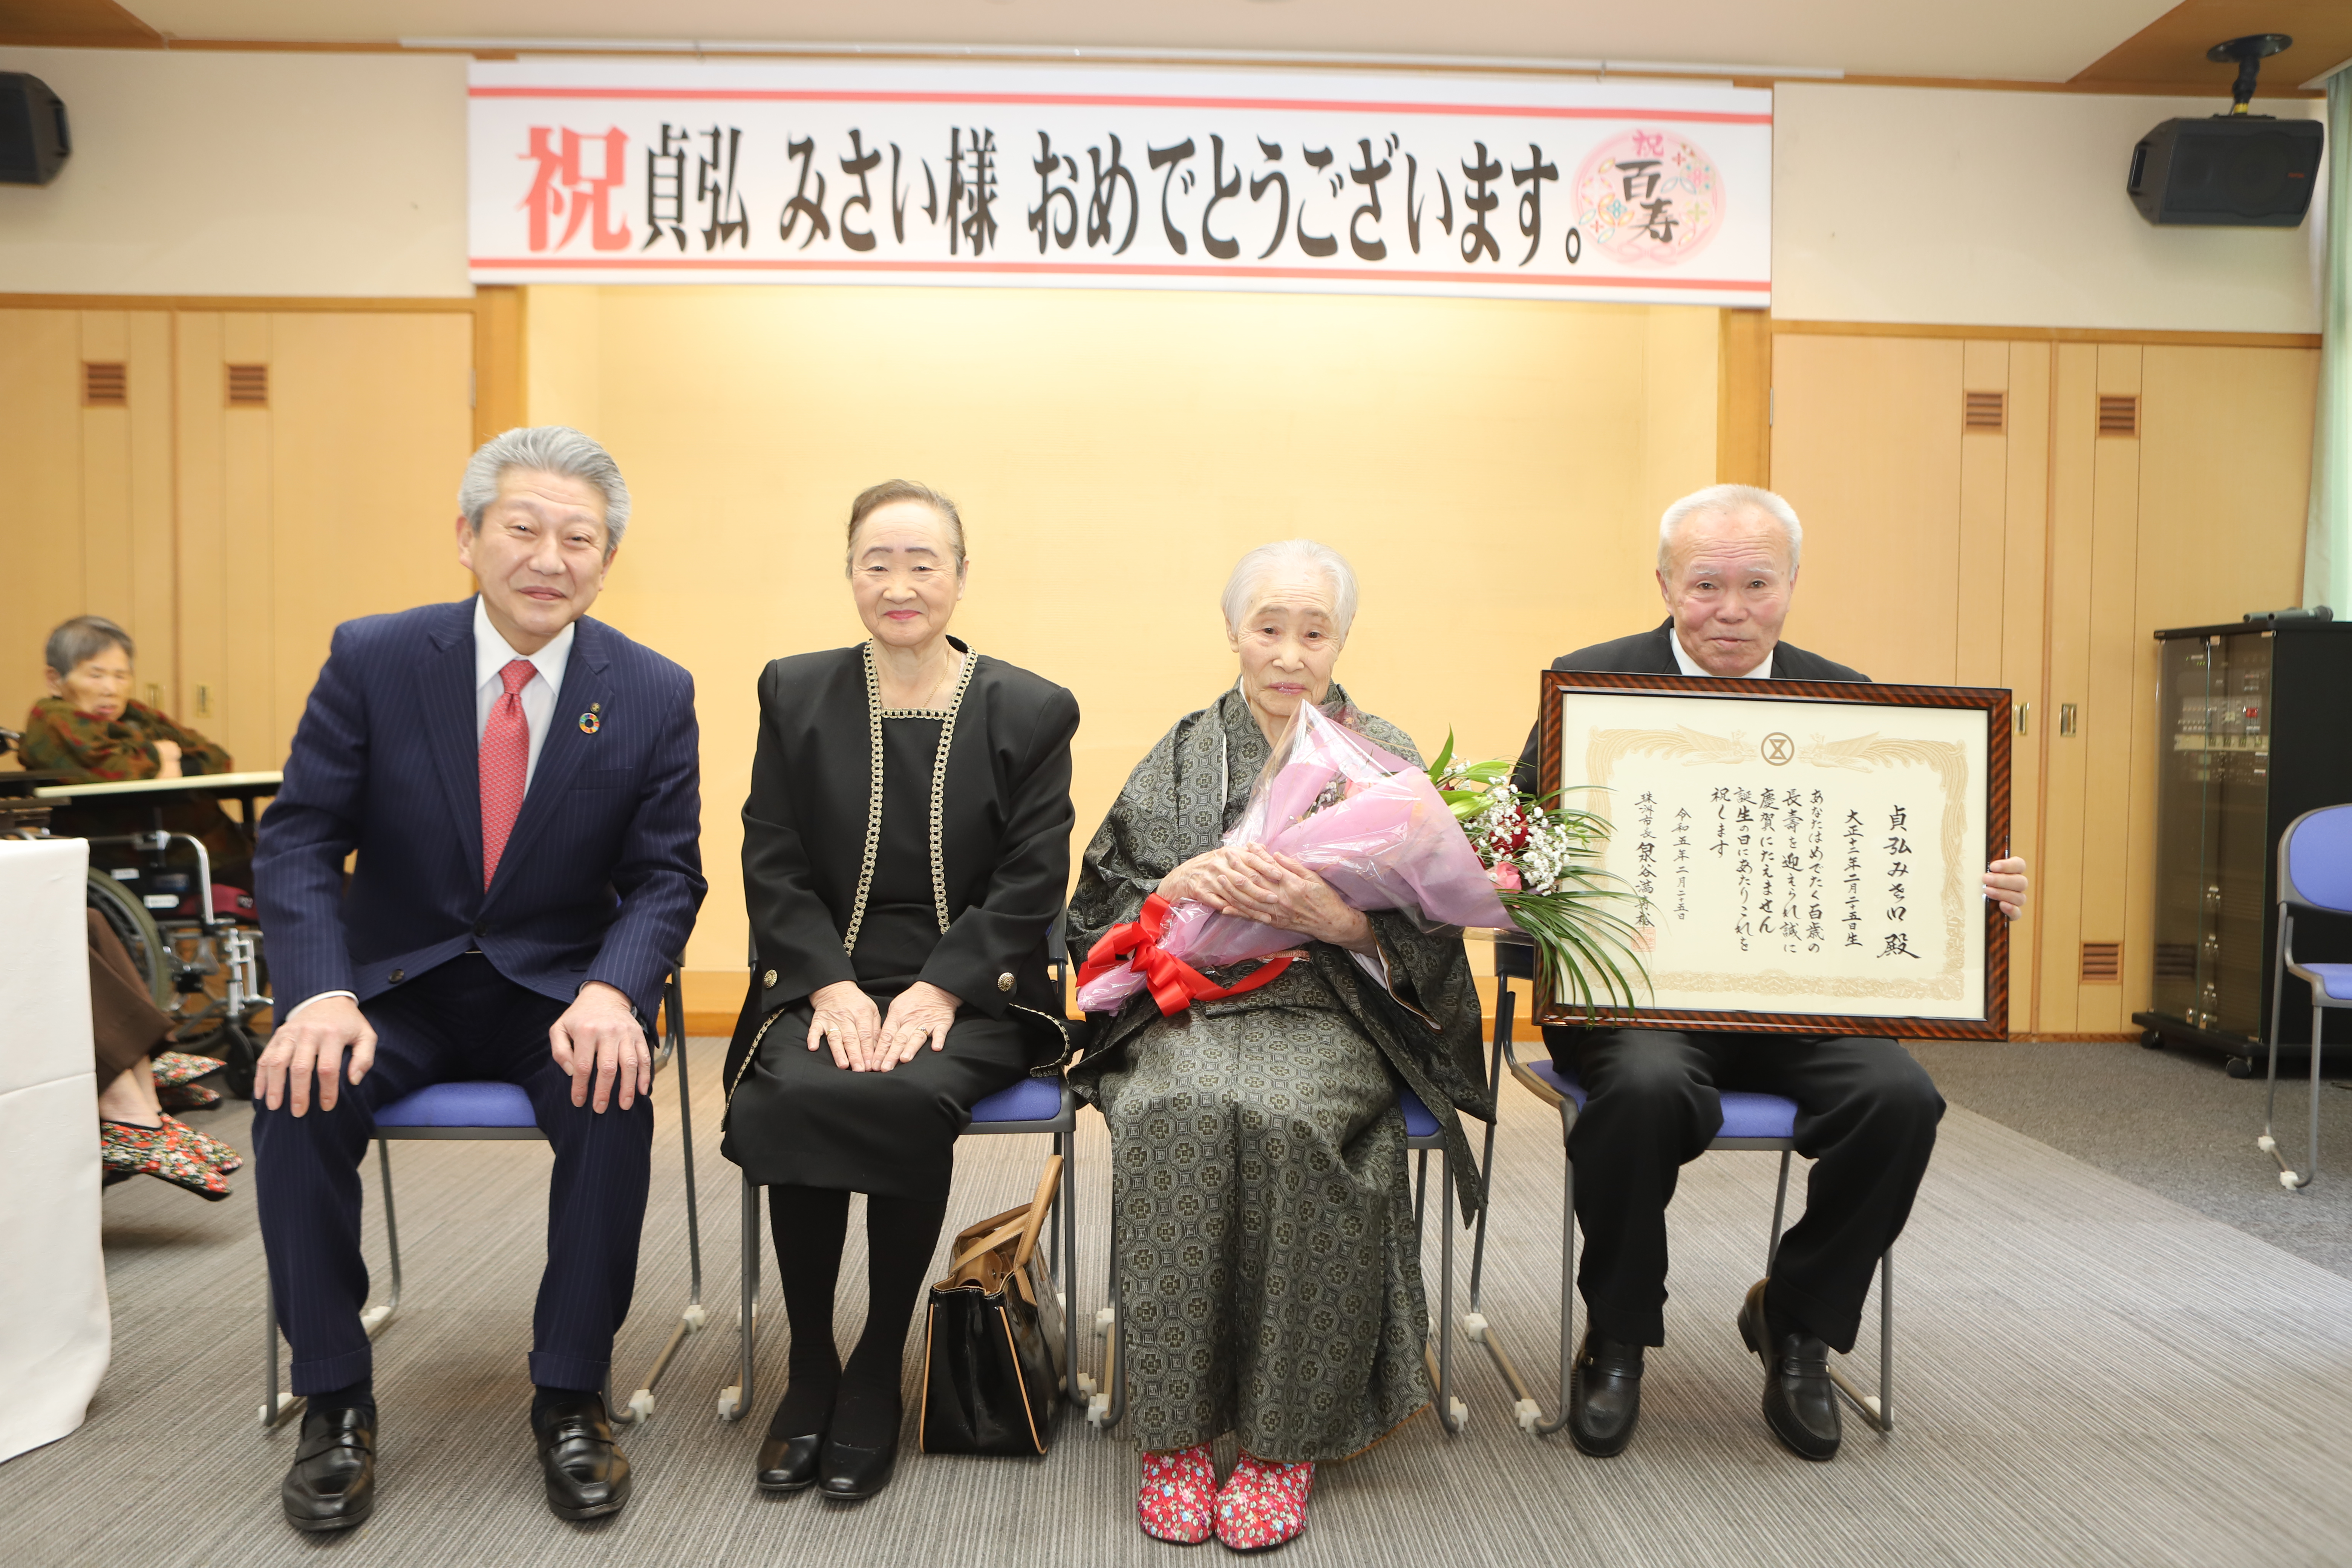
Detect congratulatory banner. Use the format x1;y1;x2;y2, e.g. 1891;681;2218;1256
467;59;1771;304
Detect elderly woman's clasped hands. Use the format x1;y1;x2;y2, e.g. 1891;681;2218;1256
1159;844;1378;955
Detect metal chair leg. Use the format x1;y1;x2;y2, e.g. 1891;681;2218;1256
616;1033;708;1426
1824;1245;1894;1434
261;1141;400;1430
361;1139;401;1334
1767;1148;1791;1272
1435;1148;1464;1433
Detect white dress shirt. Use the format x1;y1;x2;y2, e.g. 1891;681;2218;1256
281;598;577;1024
473;594;574;791
1670;625;1774;680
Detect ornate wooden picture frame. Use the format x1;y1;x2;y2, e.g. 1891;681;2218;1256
1535;671;2011;1041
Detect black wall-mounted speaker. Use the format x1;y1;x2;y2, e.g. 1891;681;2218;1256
2128;116;2323;227
0;72;71;187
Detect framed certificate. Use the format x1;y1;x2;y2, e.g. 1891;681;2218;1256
1534;671;2011;1040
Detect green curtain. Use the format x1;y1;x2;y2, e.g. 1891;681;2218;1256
2307;70;2352;612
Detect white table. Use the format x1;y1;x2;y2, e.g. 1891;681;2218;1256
0;838;110;1464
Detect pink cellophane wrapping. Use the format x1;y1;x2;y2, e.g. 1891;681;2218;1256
1076;704;1509;1012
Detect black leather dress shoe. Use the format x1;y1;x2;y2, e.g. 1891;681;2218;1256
756;1430;825;1494
282;1404;376;1532
1568;1330;1645;1457
816;1436;898;1502
534;1393;633;1521
1736;1280;1842;1461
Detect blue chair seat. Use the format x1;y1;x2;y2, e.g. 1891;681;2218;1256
1398;1086;1441;1140
969;1075;1067;1124
2293;962;2352;1002
376;1080;538;1130
1524;1059;1798;1142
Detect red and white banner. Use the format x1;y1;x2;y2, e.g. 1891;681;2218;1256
469;59;1771;305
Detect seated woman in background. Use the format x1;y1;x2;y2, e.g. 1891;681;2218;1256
21;614;252;897
720;481;1079;1504
1068;540;1492;1552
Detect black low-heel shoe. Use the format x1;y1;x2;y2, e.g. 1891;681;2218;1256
1568;1330;1645;1458
756;1431;826;1494
816;1437;898;1502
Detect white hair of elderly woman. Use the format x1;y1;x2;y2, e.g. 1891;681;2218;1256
457;426;633;550
1220;539;1360;640
1657;483;1803;572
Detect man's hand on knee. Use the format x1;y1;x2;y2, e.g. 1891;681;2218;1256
551;982;649;1113
259;996;377;1117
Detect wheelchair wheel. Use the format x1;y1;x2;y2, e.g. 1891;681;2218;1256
86;868;173;1012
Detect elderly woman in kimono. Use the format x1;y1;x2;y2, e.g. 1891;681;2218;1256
1069;539;1491;1551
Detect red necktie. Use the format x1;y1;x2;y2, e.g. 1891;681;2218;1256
479;657;534;888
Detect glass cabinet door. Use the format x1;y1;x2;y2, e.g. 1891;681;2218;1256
2209;633;2274;1041
2150;637;2215;1026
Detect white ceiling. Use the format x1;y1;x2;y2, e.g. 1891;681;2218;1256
122;0;2182;82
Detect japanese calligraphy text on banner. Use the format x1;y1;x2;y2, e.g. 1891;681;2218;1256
468;60;1772;304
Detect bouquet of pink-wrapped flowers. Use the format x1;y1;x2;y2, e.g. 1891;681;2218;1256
1075;703;1647;1018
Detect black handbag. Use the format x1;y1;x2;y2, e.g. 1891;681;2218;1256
918;1154;1066;1455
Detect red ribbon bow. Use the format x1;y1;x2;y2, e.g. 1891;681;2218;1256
1076;893;1295;1017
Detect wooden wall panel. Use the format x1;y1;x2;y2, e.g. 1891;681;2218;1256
266;312;476;767
1717;306;1771;486
1955;338;2009;688
125;312;178;713
76;313;134;638
173;313;228;750
217;313;275;773
1;311;83;733
1768;334;1965;683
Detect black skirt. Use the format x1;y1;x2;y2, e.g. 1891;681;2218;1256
720;985;1033;1199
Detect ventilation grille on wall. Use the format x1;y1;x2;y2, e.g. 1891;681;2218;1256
1963;390;2005;432
226;363;270;407
2080;941;2123;983
82;361;127;407
2098;394;2139;436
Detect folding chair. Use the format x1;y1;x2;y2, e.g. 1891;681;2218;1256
2259;803;2352;1190
717;914;1084;1423
261;971;705;1429
1463;935;1894;1437
1082;1082;1472;1437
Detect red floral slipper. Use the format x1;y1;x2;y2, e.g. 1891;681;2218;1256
1214;1450;1315;1552
161;1113;243;1173
152;1051;225;1088
1138;1444;1218;1545
101;1119;230;1201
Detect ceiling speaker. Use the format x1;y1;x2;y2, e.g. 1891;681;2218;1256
0;73;70;187
2128;117;2323;227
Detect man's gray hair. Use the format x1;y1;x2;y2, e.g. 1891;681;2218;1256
44;614;133;677
1658;484;1804;572
458;426;632;551
1220;539;1360;641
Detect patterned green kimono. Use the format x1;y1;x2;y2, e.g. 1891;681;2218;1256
1068;685;1492;1461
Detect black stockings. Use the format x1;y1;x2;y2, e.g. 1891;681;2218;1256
765;1186;948;1448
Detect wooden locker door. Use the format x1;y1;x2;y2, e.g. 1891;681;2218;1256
172;314;279;776
72;311;178;713
1998;344;2053;1032
2037;345;2100;1033
0;309;85;737
1769;334;1966;684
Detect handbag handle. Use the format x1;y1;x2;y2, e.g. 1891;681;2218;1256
1010;1154;1062;1273
942;1155;1064;1281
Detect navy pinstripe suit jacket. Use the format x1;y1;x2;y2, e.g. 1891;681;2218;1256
254;598;706;1020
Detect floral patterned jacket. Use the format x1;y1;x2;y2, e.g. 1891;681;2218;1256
17;697;234;782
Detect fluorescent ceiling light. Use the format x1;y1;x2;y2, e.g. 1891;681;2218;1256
400;36;1842;79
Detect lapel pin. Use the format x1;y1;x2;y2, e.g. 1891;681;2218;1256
579;711;601;735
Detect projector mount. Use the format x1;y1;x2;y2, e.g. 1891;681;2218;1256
2208;34;2292;117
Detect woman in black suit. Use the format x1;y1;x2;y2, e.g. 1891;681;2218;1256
721;479;1078;1504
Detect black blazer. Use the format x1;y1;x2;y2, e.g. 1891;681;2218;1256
726;643;1080;1081
1512;618;1870;793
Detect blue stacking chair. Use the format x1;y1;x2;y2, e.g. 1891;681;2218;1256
1081;1083;1473;1437
717;920;1084;1423
1464;936;1894;1436
261;971;704;1429
2259;804;2352;1190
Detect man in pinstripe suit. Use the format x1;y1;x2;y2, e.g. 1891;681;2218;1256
250;427;705;1532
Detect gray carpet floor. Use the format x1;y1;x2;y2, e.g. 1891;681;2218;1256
8;1038;2352;1568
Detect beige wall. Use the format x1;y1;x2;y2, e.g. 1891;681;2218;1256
528;285;1721;983
0;47;469;298
1775;83;2326;333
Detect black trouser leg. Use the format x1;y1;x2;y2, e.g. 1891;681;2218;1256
1734;1036;1943;1353
1550;1027;1723;1347
767;1185;852;1436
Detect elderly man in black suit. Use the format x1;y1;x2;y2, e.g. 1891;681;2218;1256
1513;483;2029;1463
